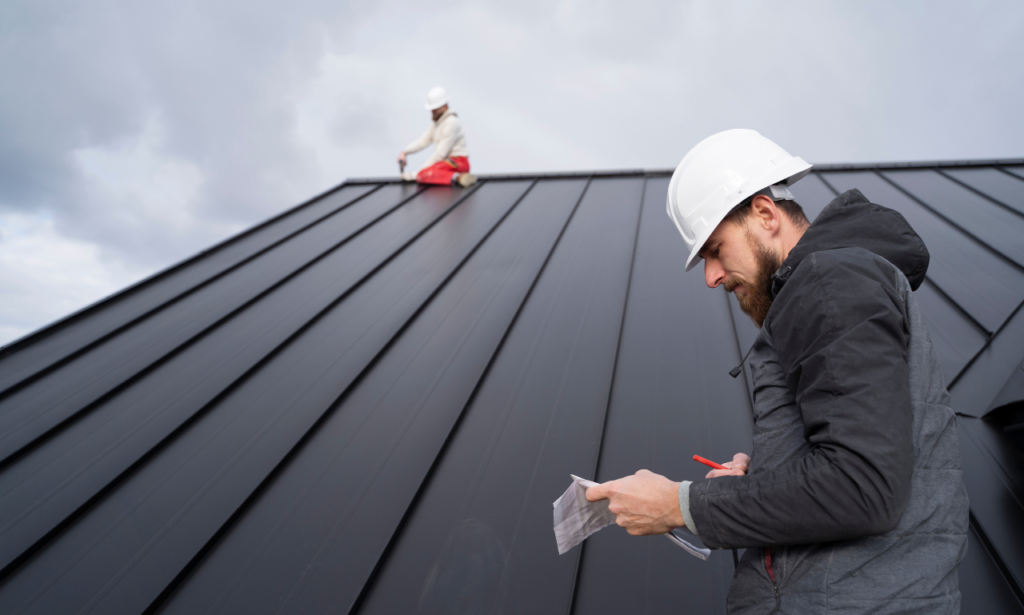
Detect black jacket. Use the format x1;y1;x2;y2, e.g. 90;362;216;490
692;189;926;544
688;189;968;613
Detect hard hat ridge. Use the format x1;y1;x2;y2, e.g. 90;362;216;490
666;129;811;272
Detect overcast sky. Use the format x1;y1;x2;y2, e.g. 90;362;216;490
1;0;1022;345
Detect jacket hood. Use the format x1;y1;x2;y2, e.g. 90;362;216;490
772;189;930;296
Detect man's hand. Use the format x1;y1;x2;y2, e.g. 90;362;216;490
397;151;407;165
705;452;750;478
584;470;684;536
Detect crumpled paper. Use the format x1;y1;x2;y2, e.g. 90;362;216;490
552;475;617;555
553;474;710;560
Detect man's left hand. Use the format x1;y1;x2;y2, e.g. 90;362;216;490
585;470;684;536
706;452;750;478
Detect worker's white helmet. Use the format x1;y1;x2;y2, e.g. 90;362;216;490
667;129;812;272
425;86;449;110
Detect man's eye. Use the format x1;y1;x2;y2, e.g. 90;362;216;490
713;248;720;257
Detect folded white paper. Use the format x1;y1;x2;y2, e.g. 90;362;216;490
553;475;711;560
664;528;711;560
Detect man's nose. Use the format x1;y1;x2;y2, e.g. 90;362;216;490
704;261;724;288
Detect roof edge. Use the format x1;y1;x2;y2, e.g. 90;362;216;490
345;169;657;184
345;157;1024;184
814;157;1024;171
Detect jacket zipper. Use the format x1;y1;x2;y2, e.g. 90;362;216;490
765;547;780;611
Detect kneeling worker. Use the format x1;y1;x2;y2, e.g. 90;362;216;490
585;129;968;614
397;86;476;188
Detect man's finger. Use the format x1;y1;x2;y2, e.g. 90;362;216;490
706;468;745;479
732;452;750;470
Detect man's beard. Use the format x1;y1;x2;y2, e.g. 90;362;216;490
727;231;782;328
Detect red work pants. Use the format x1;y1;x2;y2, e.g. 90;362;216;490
416;156;470;185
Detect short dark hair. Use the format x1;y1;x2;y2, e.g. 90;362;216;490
723;197;809;228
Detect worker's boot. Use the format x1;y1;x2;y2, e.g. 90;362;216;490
454;173;477;188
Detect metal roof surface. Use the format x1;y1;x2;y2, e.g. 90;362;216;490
0;161;1022;614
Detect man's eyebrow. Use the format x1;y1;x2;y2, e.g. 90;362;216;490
698;240;714;258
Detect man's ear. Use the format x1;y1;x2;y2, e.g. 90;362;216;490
749;195;781;233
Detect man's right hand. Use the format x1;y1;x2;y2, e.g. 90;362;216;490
706;452;749;478
397;152;407;165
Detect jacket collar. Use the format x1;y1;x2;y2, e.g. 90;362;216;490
434;109;457;125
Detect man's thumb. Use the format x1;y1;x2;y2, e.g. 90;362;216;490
584;484;608;502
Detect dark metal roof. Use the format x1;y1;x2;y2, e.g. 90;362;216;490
1;160;1022;614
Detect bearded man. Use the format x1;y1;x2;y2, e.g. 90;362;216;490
585;130;968;614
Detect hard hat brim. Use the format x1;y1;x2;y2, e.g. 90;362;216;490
683;209;735;273
425;100;449;110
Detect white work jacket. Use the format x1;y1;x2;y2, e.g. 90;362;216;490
403;109;469;168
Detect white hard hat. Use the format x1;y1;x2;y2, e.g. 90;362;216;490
425;86;449;110
666;129;812;272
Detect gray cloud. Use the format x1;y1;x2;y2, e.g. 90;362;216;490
0;0;1022;343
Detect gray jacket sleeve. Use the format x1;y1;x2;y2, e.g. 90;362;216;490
688;249;914;549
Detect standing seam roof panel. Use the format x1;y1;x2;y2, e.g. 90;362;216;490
156;178;591;614
0;185;459;576
1002;165;1024;181
573;177;753;614
943;167;1024;217
358;177;645;614
911;279;988;381
883;170;1024;269
0;182;532;614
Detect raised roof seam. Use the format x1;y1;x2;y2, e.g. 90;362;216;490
934;168;1024;222
872;170;1024;275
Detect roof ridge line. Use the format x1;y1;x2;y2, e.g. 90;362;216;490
344;157;1024;184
